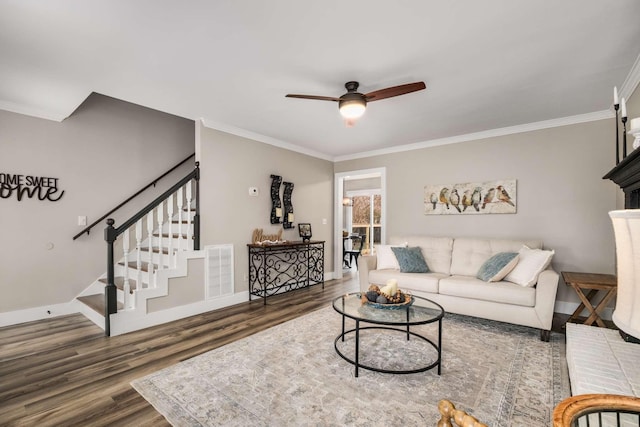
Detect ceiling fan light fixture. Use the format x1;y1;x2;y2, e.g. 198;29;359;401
339;97;366;119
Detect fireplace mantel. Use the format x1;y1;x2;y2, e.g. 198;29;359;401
604;148;640;208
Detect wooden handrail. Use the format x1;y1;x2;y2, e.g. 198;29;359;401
553;394;640;426
73;153;195;240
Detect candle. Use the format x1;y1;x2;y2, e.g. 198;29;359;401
288;213;294;222
621;98;627;118
614;86;619;105
275;207;282;218
631;118;640;131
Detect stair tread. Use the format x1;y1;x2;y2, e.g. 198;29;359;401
98;277;138;291
77;294;123;316
118;260;158;272
153;232;189;239
140;247;170;254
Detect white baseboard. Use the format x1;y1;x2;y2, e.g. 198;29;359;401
0;302;76;327
554;300;613;321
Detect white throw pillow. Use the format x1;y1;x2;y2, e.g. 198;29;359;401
375;243;407;270
504;245;554;287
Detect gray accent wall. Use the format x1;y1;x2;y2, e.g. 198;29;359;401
0;94;194;314
197;125;334;294
335;119;619;307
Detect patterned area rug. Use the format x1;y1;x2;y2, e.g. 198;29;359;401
131;306;570;426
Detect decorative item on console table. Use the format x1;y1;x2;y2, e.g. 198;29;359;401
298;223;312;242
612;87;631;164
270;174;282;224
251;228;283;244
282;181;294;229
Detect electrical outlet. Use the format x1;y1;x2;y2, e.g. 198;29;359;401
322;218;327;225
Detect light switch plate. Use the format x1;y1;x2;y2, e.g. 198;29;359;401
78;216;87;226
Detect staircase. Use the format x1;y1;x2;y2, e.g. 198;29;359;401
74;177;200;331
72;160;241;336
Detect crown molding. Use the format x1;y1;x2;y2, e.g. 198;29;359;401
620;53;640;100
201;118;333;162
334;110;614;162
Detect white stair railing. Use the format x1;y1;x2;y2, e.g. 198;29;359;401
167;193;174;268
103;161;200;336
177;187;184;252
146;210;154;286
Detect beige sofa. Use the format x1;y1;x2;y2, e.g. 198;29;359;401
358;236;559;341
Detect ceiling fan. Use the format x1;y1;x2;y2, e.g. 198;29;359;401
285;80;426;122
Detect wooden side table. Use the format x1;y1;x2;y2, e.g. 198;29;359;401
562;271;617;328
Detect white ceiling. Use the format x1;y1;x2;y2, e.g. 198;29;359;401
1;1;639;161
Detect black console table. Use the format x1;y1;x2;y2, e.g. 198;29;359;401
247;240;324;304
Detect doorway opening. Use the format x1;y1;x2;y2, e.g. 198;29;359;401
334;167;386;279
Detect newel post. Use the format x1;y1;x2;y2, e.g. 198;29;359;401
104;218;118;336
194;161;201;250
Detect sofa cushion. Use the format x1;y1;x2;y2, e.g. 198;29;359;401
504;245;555;287
368;269;445;294
439;275;536;307
391;246;430;273
374;243;407;270
450;238;542;276
476;252;519;282
389;236;453;275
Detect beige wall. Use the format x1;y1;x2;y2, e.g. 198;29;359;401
147;258;205;312
0;94;194;313
335;119;618;306
197;125;334;293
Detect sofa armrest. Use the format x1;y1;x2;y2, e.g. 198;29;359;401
358;254;377;292
534;268;560;331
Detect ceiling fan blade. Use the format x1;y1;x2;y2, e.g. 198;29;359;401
285;94;341;102
364;82;426;102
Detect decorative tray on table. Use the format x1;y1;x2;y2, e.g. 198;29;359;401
361;283;414;310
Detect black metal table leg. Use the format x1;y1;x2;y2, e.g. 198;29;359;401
438;317;442;375
406;307;410;340
355;319;360;377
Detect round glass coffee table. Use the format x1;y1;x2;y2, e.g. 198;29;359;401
332;292;444;377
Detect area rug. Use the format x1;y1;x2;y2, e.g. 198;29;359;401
131;306;570;426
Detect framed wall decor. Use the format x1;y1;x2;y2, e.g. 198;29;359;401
298;223;312;242
424;179;516;215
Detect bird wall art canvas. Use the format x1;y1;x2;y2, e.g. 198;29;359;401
424;179;516;215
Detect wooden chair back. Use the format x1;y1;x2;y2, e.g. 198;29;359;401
553;394;640;427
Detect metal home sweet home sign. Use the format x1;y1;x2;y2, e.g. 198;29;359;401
0;172;65;202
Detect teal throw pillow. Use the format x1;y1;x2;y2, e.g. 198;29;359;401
477;252;519;282
391;246;430;273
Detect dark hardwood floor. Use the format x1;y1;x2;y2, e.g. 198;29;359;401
0;274;359;426
0;271;583;426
